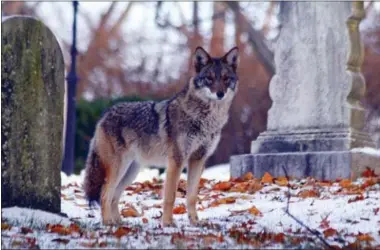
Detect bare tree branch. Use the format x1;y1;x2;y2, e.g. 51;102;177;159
109;2;135;38
225;1;275;75
262;2;277;36
282;166;334;250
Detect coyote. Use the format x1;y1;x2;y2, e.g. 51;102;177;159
83;46;239;226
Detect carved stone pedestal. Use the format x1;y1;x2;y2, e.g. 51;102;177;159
230;2;380;180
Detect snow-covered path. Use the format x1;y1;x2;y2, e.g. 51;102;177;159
2;165;380;249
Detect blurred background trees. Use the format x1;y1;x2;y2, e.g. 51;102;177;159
2;1;380;174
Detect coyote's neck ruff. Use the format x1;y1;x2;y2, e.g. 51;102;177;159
83;46;239;226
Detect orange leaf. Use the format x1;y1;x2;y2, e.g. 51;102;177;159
114;227;131;238
213;182;232;191
199;178;208;188
230;182;248;193
69;223;81;233
297;189;320;198
47;224;71;235
274;233;285;243
242;172;254;181
357;233;374;242
247;182;263;194
121;207;139;217
361;167;377;178
348;195;364;203
261;172;273;184
323;228;337;237
361;178;377;189
339;179;353;188
275;177;288;186
248;206;262;216
317;181;332;187
218;197;236;204
173;204;187;214
1;223;11;230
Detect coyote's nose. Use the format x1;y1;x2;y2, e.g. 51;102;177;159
216;91;224;99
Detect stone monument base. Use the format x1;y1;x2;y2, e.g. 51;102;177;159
230;150;380;180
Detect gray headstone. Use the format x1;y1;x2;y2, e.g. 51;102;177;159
230;2;380;180
1;16;65;213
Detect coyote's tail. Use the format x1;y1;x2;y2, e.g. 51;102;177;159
83;138;105;208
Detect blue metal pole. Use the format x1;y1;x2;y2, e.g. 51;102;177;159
62;1;79;175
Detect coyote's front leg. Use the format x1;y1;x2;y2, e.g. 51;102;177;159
186;158;205;225
162;155;183;227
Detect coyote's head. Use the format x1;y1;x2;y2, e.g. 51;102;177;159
192;46;239;101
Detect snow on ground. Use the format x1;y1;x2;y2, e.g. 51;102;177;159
2;165;380;249
351;147;380;157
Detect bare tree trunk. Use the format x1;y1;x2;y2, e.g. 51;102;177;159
225;1;275;75
210;2;226;56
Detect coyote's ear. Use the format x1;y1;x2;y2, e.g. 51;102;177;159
222;47;239;72
194;47;211;73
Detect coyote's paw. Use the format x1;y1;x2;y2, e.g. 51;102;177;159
188;213;199;226
103;217;122;226
162;218;176;228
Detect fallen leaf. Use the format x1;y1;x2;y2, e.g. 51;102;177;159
69;223;81;233
1;223;11;230
317;181;333;187
274;233;285;243
99;242;108;247
348;195;364;203
357;233;374;242
242;172;254;181
121;207;139;217
47;224;71;235
247;182;263;194
361;178;377;189
297;189;320;198
361;167;378;178
218;197;236;204
114;227;131;238
173;204;187;214
323;228;337;237
248;206;262;216
20;227;33;234
261;172;273;184
213;181;232;191
210;197;236;207
230;182;248;193
198;178;208;188
275;177;288;186
339;179;353;188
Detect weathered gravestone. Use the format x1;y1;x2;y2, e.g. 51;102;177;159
230;2;380;180
2;16;65;213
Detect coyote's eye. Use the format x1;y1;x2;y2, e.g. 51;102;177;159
205;76;213;85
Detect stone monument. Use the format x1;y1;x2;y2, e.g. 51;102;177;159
1;16;65;213
230;2;380;180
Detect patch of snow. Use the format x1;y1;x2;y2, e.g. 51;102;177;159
2;207;71;227
134;167;160;183
202;164;230;181
351;147;380;156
